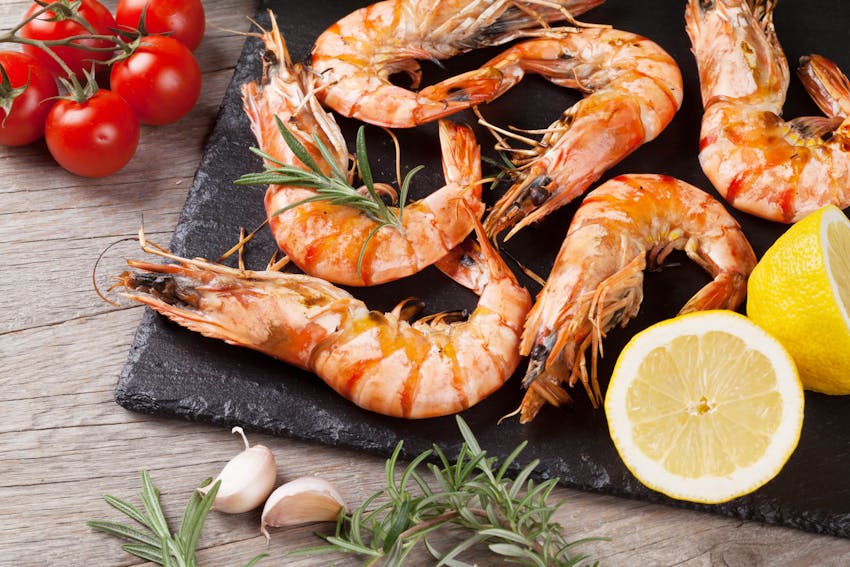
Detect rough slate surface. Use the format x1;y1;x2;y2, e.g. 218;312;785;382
117;0;850;538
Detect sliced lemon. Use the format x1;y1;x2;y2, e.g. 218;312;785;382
604;310;803;504
747;205;850;394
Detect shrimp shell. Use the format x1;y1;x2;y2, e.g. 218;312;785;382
241;17;485;286
481;27;683;239
310;0;605;128
113;215;532;419
687;0;850;223
517;174;757;423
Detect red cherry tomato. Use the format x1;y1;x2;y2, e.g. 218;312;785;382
45;89;140;178
116;0;206;51
110;35;201;126
20;0;118;79
0;51;59;146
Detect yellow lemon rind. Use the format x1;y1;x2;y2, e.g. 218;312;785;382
604;310;804;505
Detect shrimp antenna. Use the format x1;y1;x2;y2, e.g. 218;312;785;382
92;236;143;307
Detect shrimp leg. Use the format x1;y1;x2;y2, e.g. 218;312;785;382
114;211;532;420
480;28;683;239
242;18;486;286
687;0;850;223
517;174;756;422
310;0;605;128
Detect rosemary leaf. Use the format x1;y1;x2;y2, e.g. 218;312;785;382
89;474;233;567
141;470;171;539
274;115;323;174
177;477;212;551
356;223;386;278
102;494;153;530
87;519;161;548
398;165;424;223
298;416;604;565
311;132;348;182
183;480;220;559
244;553;270;567
355;126;375;196
122;542;164;563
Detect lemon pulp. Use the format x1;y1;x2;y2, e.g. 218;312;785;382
605;311;803;504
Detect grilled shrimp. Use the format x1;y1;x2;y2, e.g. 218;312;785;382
687;0;850;223
242;18;485;286
114;216;532;420
310;0;605;128
517;174;756;423
481;28;683;239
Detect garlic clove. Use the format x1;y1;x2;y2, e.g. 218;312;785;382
260;476;346;541
200;426;277;514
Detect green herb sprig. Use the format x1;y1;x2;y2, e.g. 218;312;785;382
293;416;604;566
88;470;267;567
235;117;423;277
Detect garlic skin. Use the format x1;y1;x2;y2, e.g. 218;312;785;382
260;476;346;541
200;426;277;514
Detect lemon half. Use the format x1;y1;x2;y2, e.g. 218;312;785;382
604;311;803;504
747;205;850;394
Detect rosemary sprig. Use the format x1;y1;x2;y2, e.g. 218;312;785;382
235;117;422;278
292;416;605;566
88;470;267;567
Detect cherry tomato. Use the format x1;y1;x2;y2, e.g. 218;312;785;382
45;89;140;178
0;51;58;146
20;0;118;79
116;0;206;51
110;35;201;126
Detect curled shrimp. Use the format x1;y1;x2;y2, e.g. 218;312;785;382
309;0;605;128
112;214;532;419
516;174;757;423
687;0;850;223
480;27;683;239
241;17;485;286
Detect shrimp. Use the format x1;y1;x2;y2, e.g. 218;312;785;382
309;0;605;128
686;0;850;223
480;28;683;239
516;174;757;423
241;17;485;286
113;214;532;420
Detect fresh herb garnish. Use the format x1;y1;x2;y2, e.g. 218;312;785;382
292;416;604;565
235;118;423;278
88;470;267;567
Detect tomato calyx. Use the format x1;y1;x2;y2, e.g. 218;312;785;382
0;64;32;124
56;67;98;103
29;0;82;24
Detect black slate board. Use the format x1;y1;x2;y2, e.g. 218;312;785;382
117;0;850;538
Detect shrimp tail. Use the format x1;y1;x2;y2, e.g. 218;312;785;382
679;271;749;314
798;54;850;120
418;67;509;113
435;202;513;294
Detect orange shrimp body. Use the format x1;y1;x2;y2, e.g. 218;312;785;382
310;0;605;128
242;19;484;286
687;0;850;223
518;174;757;423
115;221;532;419
481;28;683;239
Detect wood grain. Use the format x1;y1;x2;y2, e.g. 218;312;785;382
2;1;850;565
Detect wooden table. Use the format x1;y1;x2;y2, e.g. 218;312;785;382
3;1;850;564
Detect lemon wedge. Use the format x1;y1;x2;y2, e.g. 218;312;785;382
604;310;803;504
747;205;850;394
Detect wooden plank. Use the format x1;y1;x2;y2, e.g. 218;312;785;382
2;1;850;565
